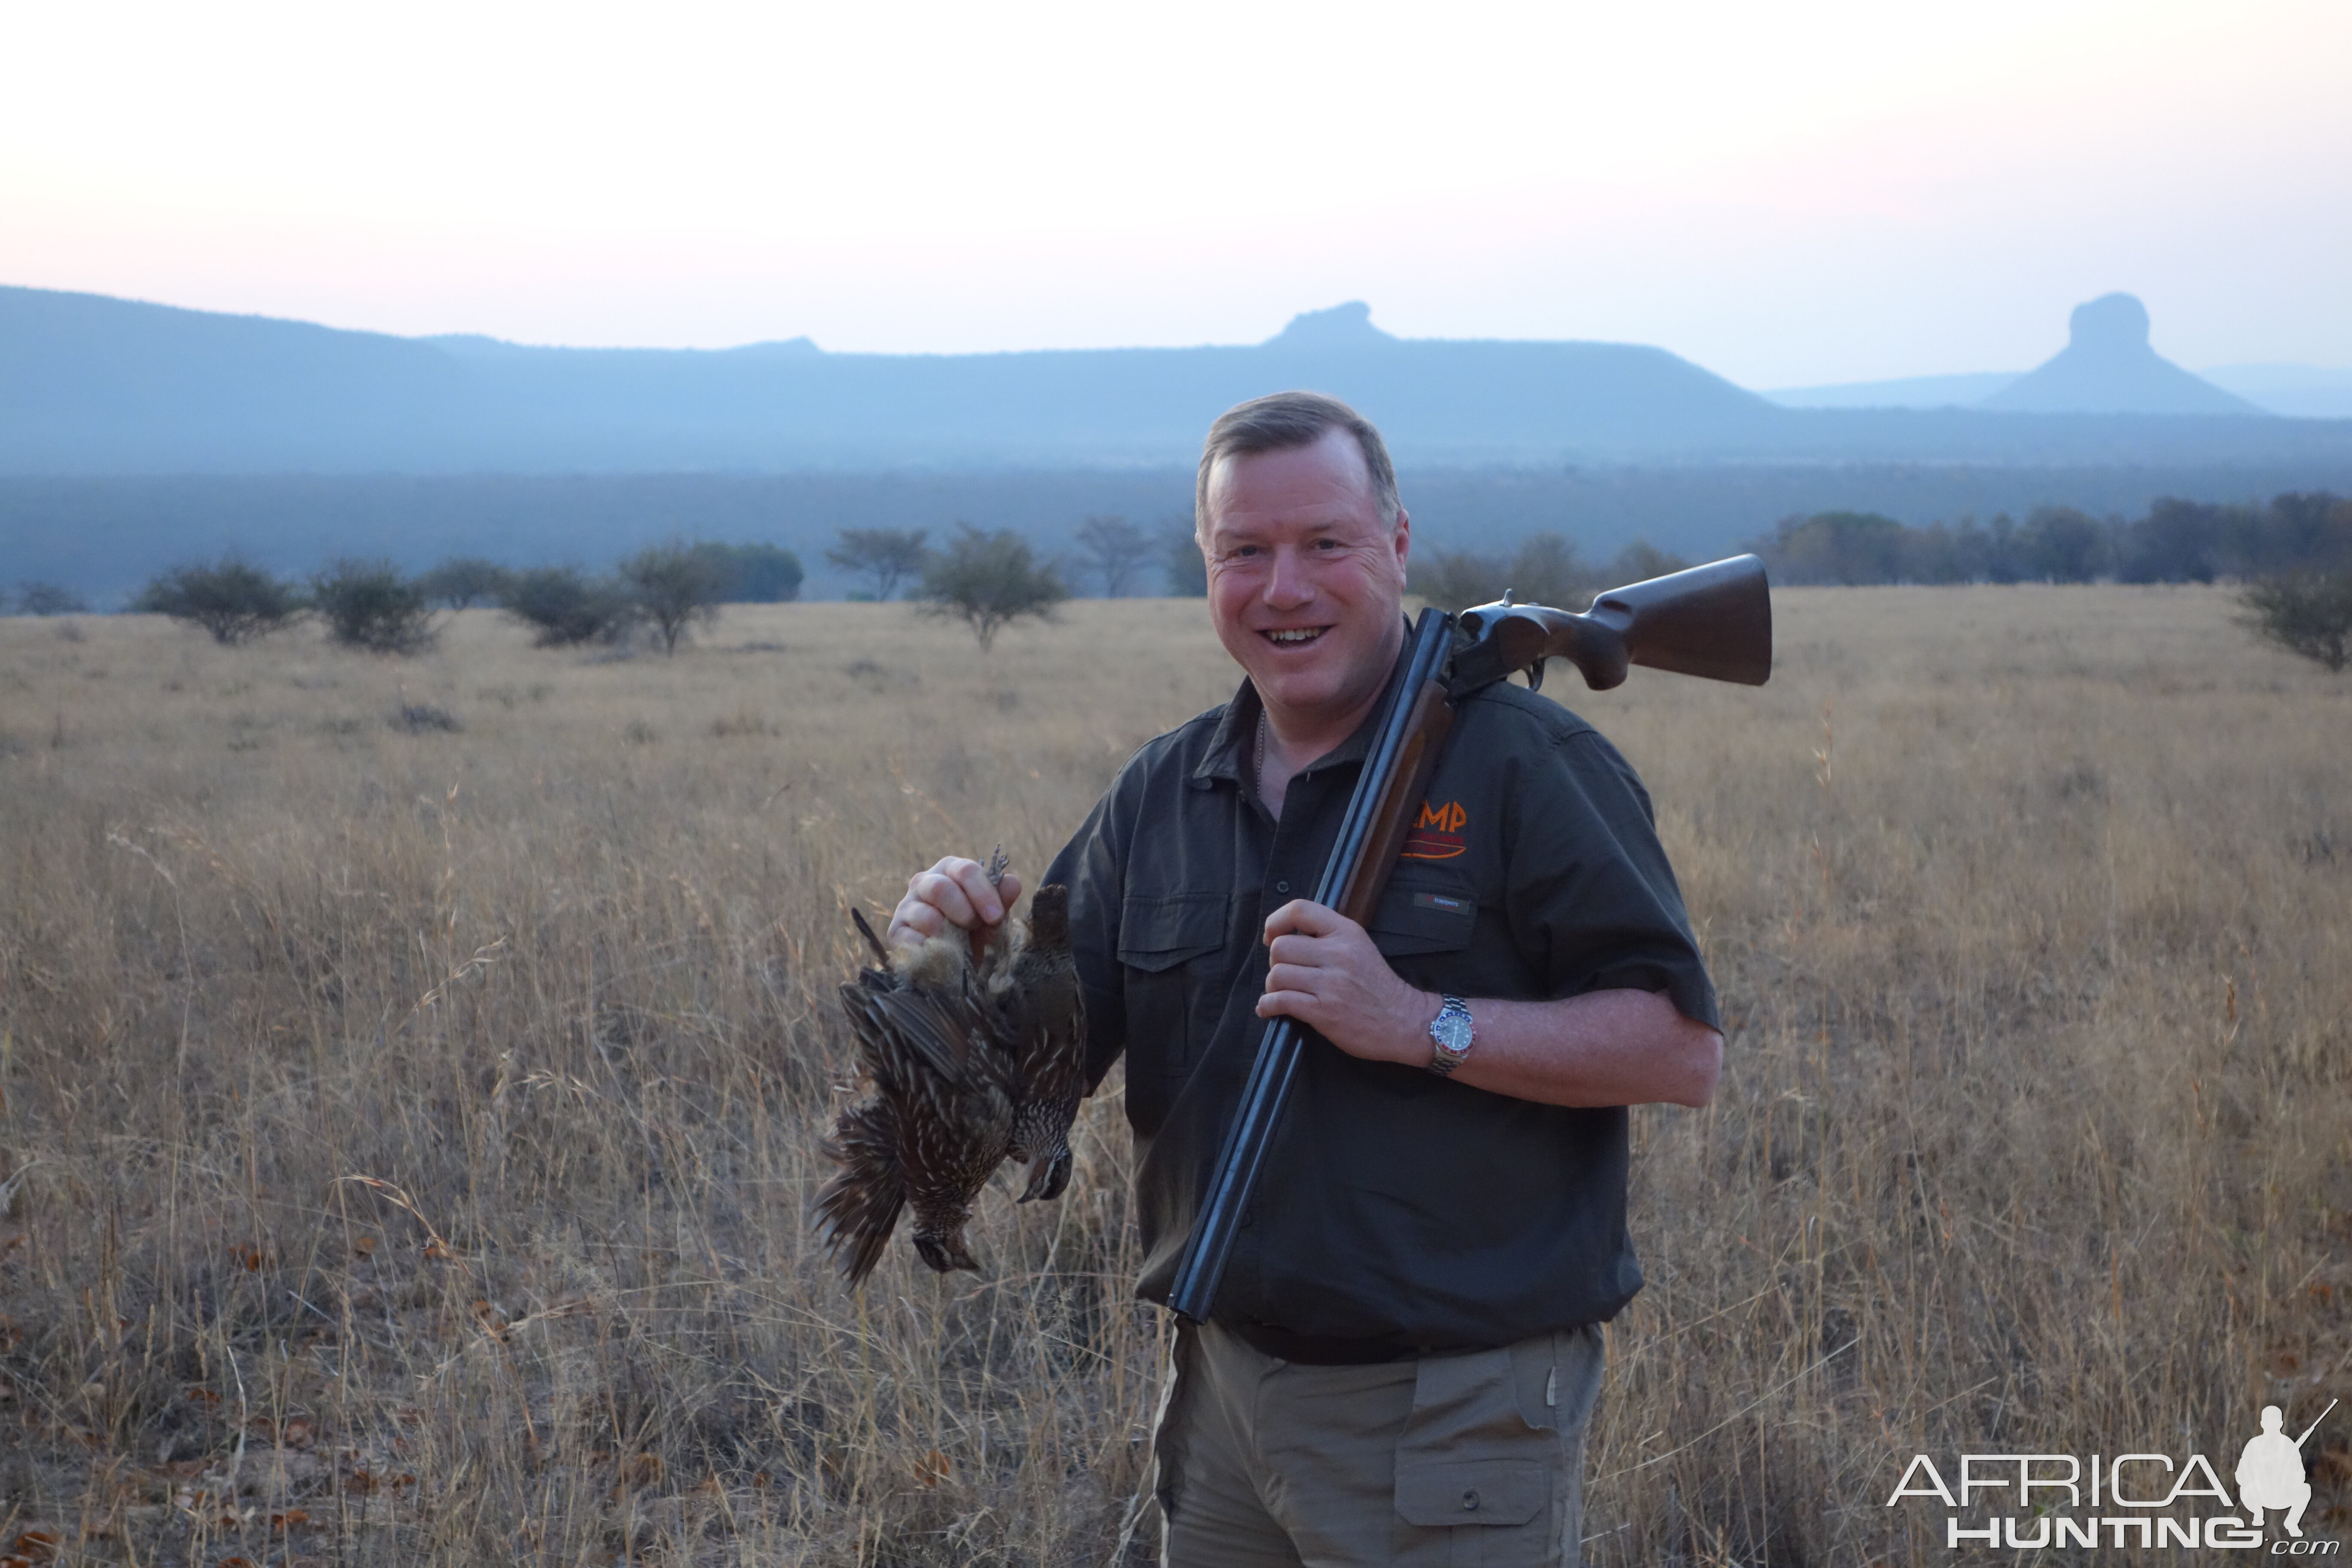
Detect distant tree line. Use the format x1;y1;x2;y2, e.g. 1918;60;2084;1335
1746;492;2351;586
1743;492;2352;675
827;516;1200;601
1408;536;1694;613
124;540;804;655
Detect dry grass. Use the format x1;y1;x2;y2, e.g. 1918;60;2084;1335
0;589;2346;1565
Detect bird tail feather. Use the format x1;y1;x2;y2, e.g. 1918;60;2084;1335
814;1099;907;1286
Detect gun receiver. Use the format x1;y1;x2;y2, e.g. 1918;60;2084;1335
1164;553;1772;1327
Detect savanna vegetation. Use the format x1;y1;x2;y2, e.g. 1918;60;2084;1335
1749;490;2350;587
0;588;2346;1565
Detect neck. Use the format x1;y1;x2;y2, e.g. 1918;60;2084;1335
1259;619;1405;765
1260;685;1384;772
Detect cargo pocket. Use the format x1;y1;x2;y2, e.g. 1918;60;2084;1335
1393;1346;1561;1566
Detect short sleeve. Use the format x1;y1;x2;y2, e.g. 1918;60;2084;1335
1504;729;1719;1030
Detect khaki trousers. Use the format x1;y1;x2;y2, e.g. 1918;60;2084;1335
1149;1320;1605;1568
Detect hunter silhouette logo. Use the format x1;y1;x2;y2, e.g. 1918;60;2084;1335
2240;1400;2335;1540
1884;1396;2340;1552
1402;799;1468;861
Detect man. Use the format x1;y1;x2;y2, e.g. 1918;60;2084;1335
891;391;1723;1565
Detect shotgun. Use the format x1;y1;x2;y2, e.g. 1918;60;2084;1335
1164;552;1773;1326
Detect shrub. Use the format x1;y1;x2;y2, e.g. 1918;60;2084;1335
919;524;1068;650
692;542;804;603
313;559;437;654
392;700;462;732
502;567;637;647
14;581;89;616
2241;570;2352;672
621;542;729;654
133;558;303;644
417;557;517;609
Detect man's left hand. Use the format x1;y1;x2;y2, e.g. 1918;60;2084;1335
1258;900;1433;1065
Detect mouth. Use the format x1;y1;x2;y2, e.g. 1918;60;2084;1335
1260;627;1329;648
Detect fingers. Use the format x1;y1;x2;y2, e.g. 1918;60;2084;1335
889;856;1023;946
1262;898;1348;944
1260;962;1321;999
1251;906;1426;1066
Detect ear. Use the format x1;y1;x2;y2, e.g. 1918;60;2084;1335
1390;508;1412;582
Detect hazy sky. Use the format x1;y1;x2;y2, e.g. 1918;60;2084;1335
3;0;2346;385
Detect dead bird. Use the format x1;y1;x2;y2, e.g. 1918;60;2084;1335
994;883;1086;1203
815;873;1088;1283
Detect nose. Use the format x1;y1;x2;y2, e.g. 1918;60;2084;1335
1262;544;1315;609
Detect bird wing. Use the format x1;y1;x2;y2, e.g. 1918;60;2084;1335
862;986;990;1090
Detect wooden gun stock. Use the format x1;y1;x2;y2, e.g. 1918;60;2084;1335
1450;553;1773;695
1163;555;1771;1326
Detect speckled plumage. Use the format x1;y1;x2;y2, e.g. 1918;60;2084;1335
815;885;1088;1283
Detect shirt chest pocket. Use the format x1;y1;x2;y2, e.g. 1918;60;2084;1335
1118;893;1226;972
1366;881;1479;958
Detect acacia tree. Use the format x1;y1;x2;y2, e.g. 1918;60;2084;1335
920;524;1067;651
827;528;930;601
135;558;303;644
622;542;728;654
1074;514;1157;597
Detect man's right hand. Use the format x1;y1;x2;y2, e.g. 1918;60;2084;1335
889;856;1025;946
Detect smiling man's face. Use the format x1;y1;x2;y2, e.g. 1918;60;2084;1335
1200;426;1411;739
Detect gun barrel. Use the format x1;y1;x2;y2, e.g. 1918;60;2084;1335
1165;608;1456;1325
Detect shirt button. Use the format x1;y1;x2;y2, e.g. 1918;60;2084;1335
1274;880;1289;894
1460;1488;1480;1511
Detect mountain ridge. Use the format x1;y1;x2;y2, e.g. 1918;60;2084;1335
6;285;2351;475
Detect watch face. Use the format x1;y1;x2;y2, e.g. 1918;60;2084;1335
1433;1005;1473;1055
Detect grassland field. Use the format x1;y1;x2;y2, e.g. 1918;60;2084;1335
0;587;2346;1565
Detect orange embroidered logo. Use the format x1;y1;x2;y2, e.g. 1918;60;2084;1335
1401;799;1468;861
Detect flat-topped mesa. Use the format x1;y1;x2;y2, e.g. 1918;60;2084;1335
1982;292;2262;416
1264;300;1397;350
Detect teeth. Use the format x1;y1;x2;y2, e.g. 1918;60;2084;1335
1268;628;1323;644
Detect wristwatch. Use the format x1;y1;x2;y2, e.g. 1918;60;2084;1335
1427;995;1474;1076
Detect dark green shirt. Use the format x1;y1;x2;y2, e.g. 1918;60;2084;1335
1042;651;1718;1350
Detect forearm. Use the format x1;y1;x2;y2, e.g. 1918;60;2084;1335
1258;898;1724;1109
1397;986;1722;1109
